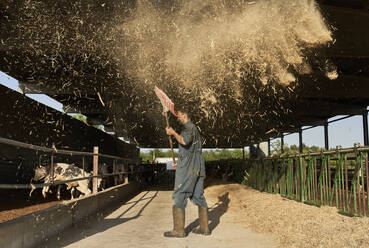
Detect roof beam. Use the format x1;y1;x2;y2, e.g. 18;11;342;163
298;74;369;99
295;100;365;117
320;4;369;58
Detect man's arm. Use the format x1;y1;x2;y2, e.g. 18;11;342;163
166;127;186;146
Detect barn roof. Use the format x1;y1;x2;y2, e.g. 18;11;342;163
1;0;369;148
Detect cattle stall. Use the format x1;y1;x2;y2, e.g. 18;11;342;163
0;136;141;223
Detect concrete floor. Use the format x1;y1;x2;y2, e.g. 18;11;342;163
43;190;276;248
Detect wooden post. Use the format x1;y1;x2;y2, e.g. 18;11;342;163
50;153;54;184
82;156;85;178
124;164;129;184
93;146;98;194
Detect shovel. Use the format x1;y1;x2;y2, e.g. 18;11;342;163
154;86;177;165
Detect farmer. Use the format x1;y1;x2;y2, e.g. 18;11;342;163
164;107;210;238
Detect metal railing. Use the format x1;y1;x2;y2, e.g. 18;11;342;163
0;137;141;192
205;146;369;217
246;146;369;217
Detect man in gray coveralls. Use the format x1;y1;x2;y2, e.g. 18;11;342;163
164;108;210;238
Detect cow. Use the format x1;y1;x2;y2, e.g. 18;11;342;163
98;163;110;190
93;162;127;189
113;163;125;185
31;163;97;200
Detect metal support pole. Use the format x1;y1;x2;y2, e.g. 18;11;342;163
267;139;271;156
242;147;245;159
93;146;99;194
299;128;303;153
324;120;329;150
363;110;369;146
82;156;85;178
281;134;284;154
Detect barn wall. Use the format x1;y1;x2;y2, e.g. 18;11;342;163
0;85;139;183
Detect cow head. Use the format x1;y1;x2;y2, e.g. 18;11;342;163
34;165;47;181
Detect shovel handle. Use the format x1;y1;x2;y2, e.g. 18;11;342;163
165;112;176;164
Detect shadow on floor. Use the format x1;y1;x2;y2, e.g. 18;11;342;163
42;190;158;248
145;185;173;191
185;192;230;234
142;176;234;192
204;178;234;189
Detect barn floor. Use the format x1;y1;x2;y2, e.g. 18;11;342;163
21;180;369;248
42;182;276;248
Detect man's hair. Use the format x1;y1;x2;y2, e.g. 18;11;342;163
176;105;190;117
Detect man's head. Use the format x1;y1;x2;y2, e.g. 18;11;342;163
176;107;190;125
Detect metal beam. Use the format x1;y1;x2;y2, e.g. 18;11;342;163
299;74;369;99
324;120;329;150
295;101;366;117
18;82;101;95
64;105;105;115
363;111;369;146
281;135;285;154
299;129;303;153
320;0;368;9
320;4;369;58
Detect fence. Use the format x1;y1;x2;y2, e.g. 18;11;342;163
206;146;369;217
0;137;141;193
245;146;369;217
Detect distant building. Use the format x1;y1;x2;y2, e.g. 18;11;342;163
154;157;177;170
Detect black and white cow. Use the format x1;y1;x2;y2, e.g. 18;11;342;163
31;163;98;200
97;163;125;188
113;163;125;186
98;163;110;190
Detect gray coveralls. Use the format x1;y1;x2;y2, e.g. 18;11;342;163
172;121;207;209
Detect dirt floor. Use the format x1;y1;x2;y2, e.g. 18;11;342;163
43;183;276;248
205;179;369;248
2;179;369;248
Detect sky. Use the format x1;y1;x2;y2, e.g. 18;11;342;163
281;115;365;149
1;71;367;150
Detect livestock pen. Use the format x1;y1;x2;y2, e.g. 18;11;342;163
207;145;369;217
0;137;141;192
0;136;141;223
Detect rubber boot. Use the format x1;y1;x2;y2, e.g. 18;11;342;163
192;206;210;235
164;207;186;238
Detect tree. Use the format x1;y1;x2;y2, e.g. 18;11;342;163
270;140;322;155
141;148;247;162
270;140;289;155
71;114;88;124
202;149;248;161
140;149;178;162
69;114;104;130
